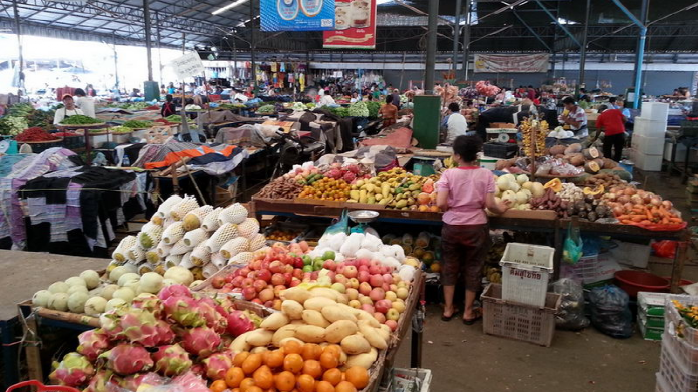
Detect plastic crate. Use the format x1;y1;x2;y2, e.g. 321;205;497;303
481;283;561;347
665;294;698;347
391;368;432;392
662;330;698;375
655;373;671;392
640;292;672;317
483;142;519;159
500;243;555;307
638;315;663;340
659;335;698;391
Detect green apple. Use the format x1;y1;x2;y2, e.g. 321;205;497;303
322;250;336;261
302;255;312;266
302;265;314;273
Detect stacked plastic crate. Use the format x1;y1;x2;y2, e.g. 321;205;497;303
631;102;668;171
638;292;669;341
656;294;696;391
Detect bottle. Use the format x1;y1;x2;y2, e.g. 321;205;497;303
122;154;130;167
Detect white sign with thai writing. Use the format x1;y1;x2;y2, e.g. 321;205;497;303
170;52;204;80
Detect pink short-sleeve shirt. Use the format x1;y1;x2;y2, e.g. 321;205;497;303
435;166;495;225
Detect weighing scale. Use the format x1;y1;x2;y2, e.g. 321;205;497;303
348;210;379;235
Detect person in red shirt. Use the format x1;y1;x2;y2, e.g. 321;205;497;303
592;104;627;162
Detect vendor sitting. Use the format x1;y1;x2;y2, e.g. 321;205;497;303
378;95;398;128
53;94;84;124
441;102;467;144
559;96;588;139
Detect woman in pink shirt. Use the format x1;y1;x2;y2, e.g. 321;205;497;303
436;136;510;324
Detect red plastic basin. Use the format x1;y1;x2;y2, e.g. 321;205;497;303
662;277;695;287
614;270;669;297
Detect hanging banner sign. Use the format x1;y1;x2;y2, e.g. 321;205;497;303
474;54;549;73
170;52;205;80
322;0;377;49
261;0;335;32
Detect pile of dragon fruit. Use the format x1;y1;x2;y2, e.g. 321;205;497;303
49;284;261;391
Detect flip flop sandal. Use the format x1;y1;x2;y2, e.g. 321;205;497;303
441;309;459;322
463;308;483;325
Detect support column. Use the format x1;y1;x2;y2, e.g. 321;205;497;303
113;34;119;90
182;32;185;53
143;0;153;81
250;0;257;90
578;0;591;92
12;0;23;89
155;11;163;85
452;0;462;76
424;0;438;93
461;0;471;80
633;0;650;97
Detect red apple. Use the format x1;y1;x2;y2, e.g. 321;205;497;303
326;271;336;281
385;320;398;331
336;262;346;273
369;265;381;275
261;260;271;270
283;272;293;286
359;282;372;296
220;286;231;293
358;265;369;273
257;269;272;283
269;261;284;274
292;269;303;279
247;271;258;280
242;287;256;300
373;312;387;324
241;278;254;288
370;288;386;302
250;260;262;271
380;266;392;275
310;271;319;280
345;259;358;267
375;299;392;314
290;278;301;287
344;266;358;279
271;273;285;286
252;280;267;292
258;288;274;302
382;274;394;285
361;304;375;314
293;258;304;269
348;278;360;289
358;271;371;283
231;276;244;287
263;300;274;308
225;274;234;283
370;274;384;287
358;259;371;268
284;265;294;274
212;276;226;289
302;272;312;282
334;274;347;285
251;298;263;305
273;285;286;297
322;260;337;271
238;267;250;277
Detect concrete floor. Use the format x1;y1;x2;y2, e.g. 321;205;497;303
389;169;698;392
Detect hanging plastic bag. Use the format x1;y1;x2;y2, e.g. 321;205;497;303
652;240;678;259
562;222;583;265
321;209;349;238
589;285;633;339
550;278;589;330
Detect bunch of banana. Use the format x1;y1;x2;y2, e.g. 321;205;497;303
520;117;535;158
520;117;549;158
443;156;457;169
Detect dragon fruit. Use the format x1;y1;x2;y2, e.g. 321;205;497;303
157;284;192;301
152;344;193;377
180;326;222;358
189;363;205;377
99;312;123;339
347;164;360;174
119;373;149;391
226;310;255;337
77;329;111;361
326;168;342;179
197;300;228;334
49;352;95;387
99;343;154;375
163;296;207;327
131;294;164;318
118;309;174;347
342;171;357;183
83;369;116;392
203;352;233;380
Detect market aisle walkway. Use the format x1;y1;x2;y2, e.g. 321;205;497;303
394;303;660;392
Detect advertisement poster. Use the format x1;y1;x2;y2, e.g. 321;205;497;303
322;0;377;49
261;0;335;32
474;54;550;73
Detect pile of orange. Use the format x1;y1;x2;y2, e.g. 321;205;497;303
298;178;351;201
209;340;370;392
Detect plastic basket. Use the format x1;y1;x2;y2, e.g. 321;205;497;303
665;294;698;347
500;243;555;307
6;380;80;392
483;142;519;159
481;283;561;347
662;328;698;375
659;335;698;391
391;368;432;392
655;373;671;392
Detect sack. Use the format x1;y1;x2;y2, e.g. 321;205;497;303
652;240;678;258
562;222;583;264
589;285;633;339
551;278;589;330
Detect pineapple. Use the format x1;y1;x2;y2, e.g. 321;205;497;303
112;235;137;263
248;233;267;251
138;223;163;250
127;244;145;263
183;228;208;247
205;223;239;253
237;218;260;239
217;203;249;226
190;244;211;267
220;237;250;259
170;196;199;221
165;254;183;268
229;251;254;265
201;207;223;232
155;195;183;219
179;252;194;269
203;263;219;279
182;205;214;231
211;252;227;269
162;222;185;244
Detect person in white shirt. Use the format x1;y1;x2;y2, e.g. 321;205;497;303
442;102;467;144
317;89;336;107
53;94;84;124
73;88;95;118
233;89;249;103
350;92;360;103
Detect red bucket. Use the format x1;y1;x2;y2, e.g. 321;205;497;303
614;270;669;298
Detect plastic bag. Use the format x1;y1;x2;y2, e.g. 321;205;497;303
550;278;589;330
319;209;349;244
562;222;583;264
652;240;678;258
588;285;633;339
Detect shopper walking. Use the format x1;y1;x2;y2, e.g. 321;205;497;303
73;88;95;118
559;96;588;139
436;135;510;324
592;105;627;162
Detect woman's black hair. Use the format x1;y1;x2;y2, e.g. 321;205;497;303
453;135;482;163
386;94;393;104
562;96;576;105
448;102;460;112
74;88;86;97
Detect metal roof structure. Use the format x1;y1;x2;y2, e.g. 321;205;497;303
1;0;698;54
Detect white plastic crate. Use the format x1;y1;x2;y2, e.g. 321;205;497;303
635;117;668;138
662;330;698;375
391;368;432;392
631;134;665;156
631;149;664;171
665;294;698;347
642;102;670;122
659;336;698;392
655;373;670;392
499;243;554;307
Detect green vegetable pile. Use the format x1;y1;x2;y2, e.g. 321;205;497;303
60;115;102;125
109;126;133;134
328;106;349;117
165;115;184;123
347;101;369;117
365;101;381;119
257;104;276;115
26;109;56;129
216;103;245;110
306;103;316;109
0;116;29;136
291;102;307;111
7;103;34;117
106;102;150;110
122;120;153;129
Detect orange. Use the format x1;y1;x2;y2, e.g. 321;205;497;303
296;374;315;392
247;387;263;392
210;379;228;392
283;340;303;355
242;353;263;375
234;352;250;367
322;368;342;386
266;349;285;369
232;389;241;392
344;367;369;389
253;365;274;389
322;345;341;358
319;352;339;370
239;378;255;392
283;353;304;374
335;381;357;392
316;380;335;392
226;367;246;388
302;360;323;379
274;371;296;392
301;343;322;361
